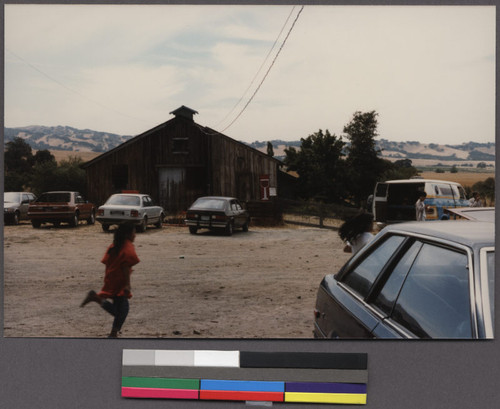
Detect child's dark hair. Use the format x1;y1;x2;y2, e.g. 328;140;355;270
108;222;136;256
339;212;374;243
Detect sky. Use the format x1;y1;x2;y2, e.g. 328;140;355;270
4;4;496;145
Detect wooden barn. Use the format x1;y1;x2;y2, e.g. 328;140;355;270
82;106;282;214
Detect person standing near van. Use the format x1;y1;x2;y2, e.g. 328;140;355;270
469;192;483;207
339;212;375;255
415;192;428;221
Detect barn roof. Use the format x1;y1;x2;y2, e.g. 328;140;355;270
82;106;282;168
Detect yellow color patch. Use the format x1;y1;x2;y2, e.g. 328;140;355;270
285;392;367;404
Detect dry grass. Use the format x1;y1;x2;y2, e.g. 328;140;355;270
44;150;101;164
419;171;494;188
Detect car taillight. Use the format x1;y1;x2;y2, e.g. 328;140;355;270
130;210;139;217
98;209;104;216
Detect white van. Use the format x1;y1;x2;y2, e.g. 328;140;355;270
372;179;469;225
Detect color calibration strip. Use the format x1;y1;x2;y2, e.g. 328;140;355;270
122;350;368;405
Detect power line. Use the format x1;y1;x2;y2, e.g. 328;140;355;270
6;48;149;123
219;5;304;134
214;6;299;129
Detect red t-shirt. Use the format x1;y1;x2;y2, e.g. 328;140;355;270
98;239;140;299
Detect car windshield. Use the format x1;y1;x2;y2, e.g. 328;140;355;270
191;198;226;210
36;193;71;203
4;193;21;203
106;195;141;206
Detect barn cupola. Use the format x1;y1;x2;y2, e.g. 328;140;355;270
169;105;199;121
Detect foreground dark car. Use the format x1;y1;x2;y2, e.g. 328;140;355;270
314;221;494;339
28;191;96;228
185;196;250;236
4;192;37;225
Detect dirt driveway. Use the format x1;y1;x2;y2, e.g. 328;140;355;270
3;221;351;338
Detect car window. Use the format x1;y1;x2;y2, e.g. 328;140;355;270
391;243;471;338
191;199;225;210
107;195;140;206
22;194;29;202
373;241;423;315
342;235;405;298
37;193;71;203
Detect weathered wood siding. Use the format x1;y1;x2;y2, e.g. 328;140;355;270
209;134;278;203
84;115;279;214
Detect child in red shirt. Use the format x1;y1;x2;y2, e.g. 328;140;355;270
81;222;140;337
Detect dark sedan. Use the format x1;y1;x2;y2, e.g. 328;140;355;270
314;221;494;339
185;196;250;236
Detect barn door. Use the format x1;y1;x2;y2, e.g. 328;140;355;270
159;168;186;214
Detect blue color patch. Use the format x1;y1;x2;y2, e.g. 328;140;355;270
201;379;285;393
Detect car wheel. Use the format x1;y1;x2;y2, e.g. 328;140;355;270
242;221;249;232
53;221;61;228
102;224;110;232
13;211;20;225
137;217;147;233
69;212;79;227
189;226;198;235
225;222;233;236
155;213;164;229
31;220;41;228
87;210;95;225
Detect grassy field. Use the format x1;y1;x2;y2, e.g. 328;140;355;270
419;171;494;188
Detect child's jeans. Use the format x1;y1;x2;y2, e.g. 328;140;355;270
102;296;129;331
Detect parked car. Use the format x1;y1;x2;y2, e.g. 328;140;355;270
96;193;165;232
372;178;470;225
28;191;96;228
185;196;250;236
314;221;494;339
445;207;495;222
4;192;37;225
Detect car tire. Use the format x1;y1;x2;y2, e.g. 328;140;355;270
242;221;249;232
69;212;79;227
31;220;41;228
102;224;110;232
87;211;95;225
189;226;198;235
225;222;233;236
137;217;147;233
155;213;164;229
12;211;20;225
53;221;61;228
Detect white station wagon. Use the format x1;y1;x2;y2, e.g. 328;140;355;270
96;193;165;232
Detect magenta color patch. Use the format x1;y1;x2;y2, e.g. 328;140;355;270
121;387;199;399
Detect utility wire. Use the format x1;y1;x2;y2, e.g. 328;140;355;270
6;48;149;123
214;6;298;129
219;5;304;134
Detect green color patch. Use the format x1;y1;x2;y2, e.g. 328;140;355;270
122;377;199;390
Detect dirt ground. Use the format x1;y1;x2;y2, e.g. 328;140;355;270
3;221;351;339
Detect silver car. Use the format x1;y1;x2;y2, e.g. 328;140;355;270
96;193;165;232
4;192;37;225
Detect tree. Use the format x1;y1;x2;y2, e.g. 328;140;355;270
4;137;35;191
343;111;390;206
471;177;495;205
284;129;346;201
266;141;274;157
382;158;419;180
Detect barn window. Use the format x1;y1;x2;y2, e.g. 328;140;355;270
112;164;128;190
173;137;189;154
